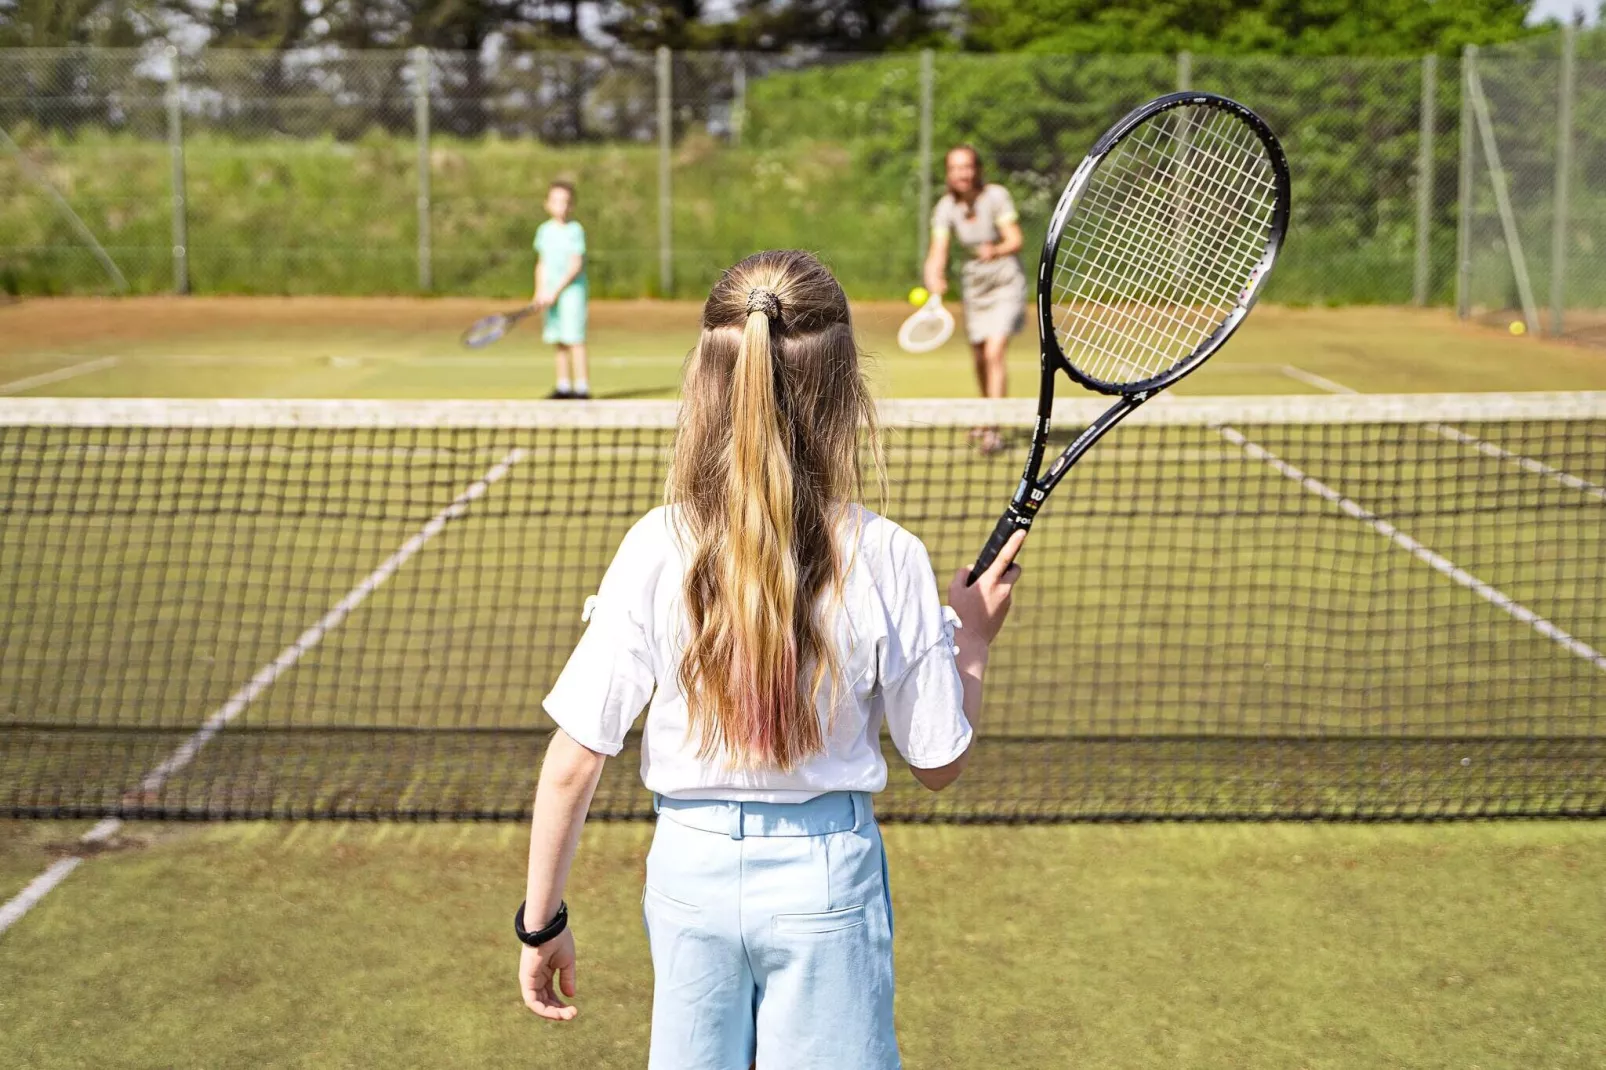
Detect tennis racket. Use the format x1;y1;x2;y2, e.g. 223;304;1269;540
968;91;1290;583
462;305;538;348
897;295;956;353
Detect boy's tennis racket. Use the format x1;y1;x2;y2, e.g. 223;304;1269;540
897;295;956;353
968;91;1290;583
462;305;537;348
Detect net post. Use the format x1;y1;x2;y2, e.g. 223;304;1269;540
1467;52;1541;336
1413;53;1437;306
1455;46;1476;321
917;50;935;274
657;46;673;298
731;54;745;147
1177;50;1191;91
167;45;189;296
413;46;433;293
1549;25;1576;338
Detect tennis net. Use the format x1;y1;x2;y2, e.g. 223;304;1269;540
2;393;1603;821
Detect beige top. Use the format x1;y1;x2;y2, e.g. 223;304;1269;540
931;184;1020;256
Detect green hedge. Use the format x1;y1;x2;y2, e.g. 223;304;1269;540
4;48;1601;305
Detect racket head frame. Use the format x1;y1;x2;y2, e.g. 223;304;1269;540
897;295;956;353
1036;90;1291;398
461;305;536;349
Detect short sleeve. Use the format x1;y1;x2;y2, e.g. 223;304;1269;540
541;515;662;755
930;196;952;240
570;222;587;256
877;533;973;769
989;185;1019;226
532;222;546;254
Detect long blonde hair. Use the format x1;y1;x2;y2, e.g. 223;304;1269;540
667;250;880;771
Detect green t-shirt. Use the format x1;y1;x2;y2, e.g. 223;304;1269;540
534;220;588;292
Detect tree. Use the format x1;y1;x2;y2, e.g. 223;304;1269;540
962;0;1543;56
0;0;156;46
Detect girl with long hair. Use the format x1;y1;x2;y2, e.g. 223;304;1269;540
516;249;1025;1068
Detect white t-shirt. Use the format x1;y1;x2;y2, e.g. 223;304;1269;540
542;504;973;802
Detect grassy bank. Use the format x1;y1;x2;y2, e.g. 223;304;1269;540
3;127;1449;303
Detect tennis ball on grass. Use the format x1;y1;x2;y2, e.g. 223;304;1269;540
908;286;930;306
1509;321;1526;336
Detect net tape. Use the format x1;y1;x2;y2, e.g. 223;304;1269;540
2;394;1603;822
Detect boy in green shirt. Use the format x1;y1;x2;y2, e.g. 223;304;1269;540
533;181;590;399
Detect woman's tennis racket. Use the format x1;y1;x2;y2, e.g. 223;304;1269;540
462;305;537;348
897;295;956;353
968;91;1290;583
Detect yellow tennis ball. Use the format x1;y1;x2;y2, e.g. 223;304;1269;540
908;286;929;306
1509;320;1526;336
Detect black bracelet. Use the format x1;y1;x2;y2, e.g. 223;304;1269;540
515;900;569;947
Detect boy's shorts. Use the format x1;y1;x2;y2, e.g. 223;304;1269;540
543;285;588;345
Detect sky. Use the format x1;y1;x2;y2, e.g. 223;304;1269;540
1530;0;1599;24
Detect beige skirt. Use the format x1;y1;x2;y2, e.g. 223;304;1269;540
960;256;1027;344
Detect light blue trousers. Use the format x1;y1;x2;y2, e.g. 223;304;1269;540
644;791;899;1070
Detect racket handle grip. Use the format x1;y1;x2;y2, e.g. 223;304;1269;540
967;511;1028;586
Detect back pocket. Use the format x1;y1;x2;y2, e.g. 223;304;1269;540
773;902;867;935
644;884;703;919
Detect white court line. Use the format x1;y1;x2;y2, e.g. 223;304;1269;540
0;819;119;937
0;356;119;395
1281;365;1606;503
1220;426;1606;674
106;353;684;369
1279;364;1357;395
0;449;527;939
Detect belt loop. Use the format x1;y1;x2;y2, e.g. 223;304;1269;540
850;792;868;832
731;801;745;840
651;793;663;815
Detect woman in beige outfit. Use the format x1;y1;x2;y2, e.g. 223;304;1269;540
922;145;1026;452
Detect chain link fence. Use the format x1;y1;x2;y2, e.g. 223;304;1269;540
0;42;1562;312
1460;29;1606;342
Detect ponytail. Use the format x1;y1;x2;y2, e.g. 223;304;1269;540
671;252;872;773
694;289;819;768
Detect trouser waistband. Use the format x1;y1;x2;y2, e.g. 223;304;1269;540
652;791;872;839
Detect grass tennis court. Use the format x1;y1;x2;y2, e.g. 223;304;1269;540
6;297;1606;399
3;296;1605;1065
2;819;1604;1068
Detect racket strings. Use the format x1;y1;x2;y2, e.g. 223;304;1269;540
907;308;948;343
1055;113;1275;383
1052;104;1280;386
1056;118;1273;377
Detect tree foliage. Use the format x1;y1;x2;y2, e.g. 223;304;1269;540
963;0;1544;57
4;0;1558;55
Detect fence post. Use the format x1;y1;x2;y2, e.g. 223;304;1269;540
413;47;432;293
657;46;673;297
1177;50;1192;91
731;56;745;147
1455;46;1475;321
1467;51;1541;336
917;50;935;272
1549;25;1576;337
166;45;189;295
1413;54;1437;306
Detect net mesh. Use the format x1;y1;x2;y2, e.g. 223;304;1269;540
1053;103;1281;386
2;394;1603;822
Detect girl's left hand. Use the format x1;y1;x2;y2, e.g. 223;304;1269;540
519;929;579;1021
975;242;996;262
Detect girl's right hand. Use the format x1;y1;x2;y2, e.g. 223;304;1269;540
947;529;1025;646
